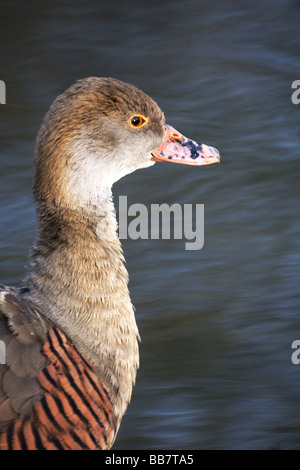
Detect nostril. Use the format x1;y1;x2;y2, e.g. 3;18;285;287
170;131;183;141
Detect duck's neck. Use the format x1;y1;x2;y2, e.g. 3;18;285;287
24;193;139;426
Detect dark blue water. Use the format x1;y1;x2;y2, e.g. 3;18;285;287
1;0;300;449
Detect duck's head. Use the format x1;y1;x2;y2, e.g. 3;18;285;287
34;77;220;211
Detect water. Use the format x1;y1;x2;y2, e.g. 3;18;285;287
1;0;300;450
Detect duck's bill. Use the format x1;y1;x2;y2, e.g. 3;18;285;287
151;124;221;166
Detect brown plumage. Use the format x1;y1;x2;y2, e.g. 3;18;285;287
0;77;220;450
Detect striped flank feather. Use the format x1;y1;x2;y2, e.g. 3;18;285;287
0;327;117;450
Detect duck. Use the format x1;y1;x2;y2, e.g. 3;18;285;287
0;77;220;450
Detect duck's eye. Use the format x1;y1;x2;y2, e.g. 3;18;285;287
129;114;148;128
